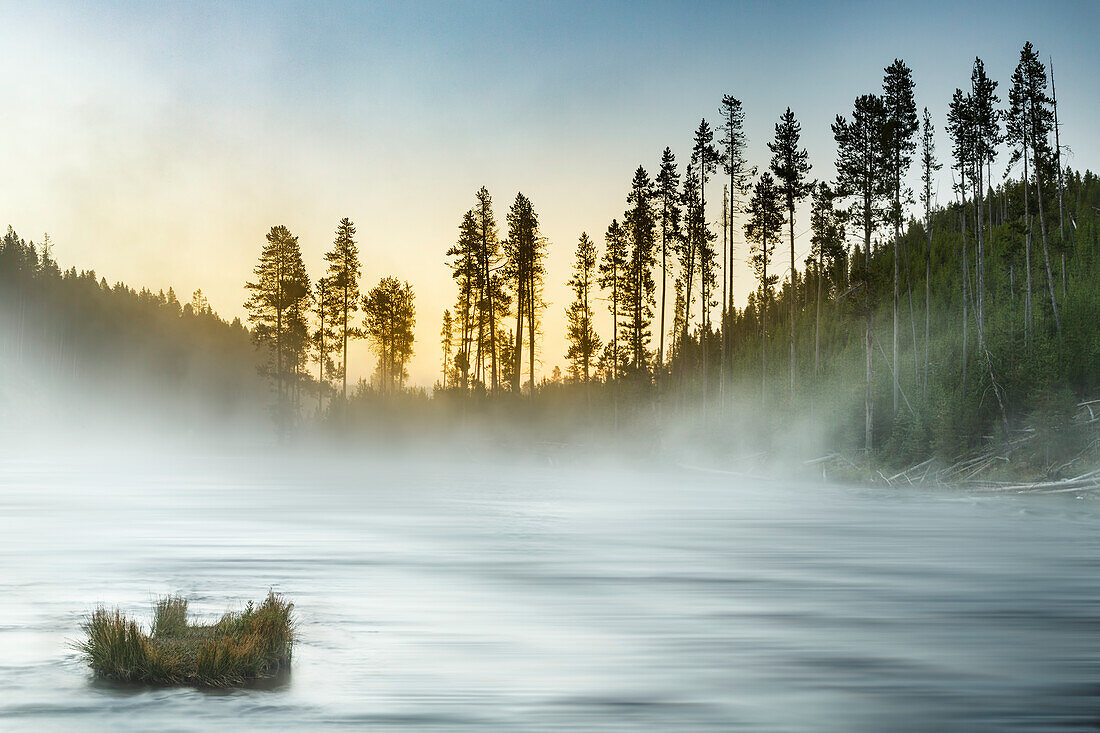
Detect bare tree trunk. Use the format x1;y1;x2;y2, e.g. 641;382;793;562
893;209;899;415
864;217;873;453
1023;149;1033;347
762;234;768;409
659;211;667;385
513;269;524;394
959;175;969;401
721;186;728;406
728;207;735;393
904;238;919;389
789;206;796;399
528;268;535;399
342;282;349;401
680;230;695;409
1051;57;1068;275
1035;169;1062;335
814;256;822;379
924;218;932;405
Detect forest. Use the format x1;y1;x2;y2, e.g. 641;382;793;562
2;41;1098;479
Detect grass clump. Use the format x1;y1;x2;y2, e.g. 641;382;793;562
79;592;294;687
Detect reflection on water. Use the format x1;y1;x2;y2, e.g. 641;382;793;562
0;451;1098;731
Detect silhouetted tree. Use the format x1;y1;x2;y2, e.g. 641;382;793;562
1009;42;1060;336
600;219;628;383
918;107;941;401
691;120;719;393
744;172;785;406
654;148;681;376
473;187;506;392
623;166;656;375
312;275;339;414
440;308;453;389
504;192;546;394
323;217;362;400
565;232;601;384
833;93;889;451
362;277;416;393
768;107;812;396
245;225;311;427
883;59;919;410
718;95;753;388
447;210;479;390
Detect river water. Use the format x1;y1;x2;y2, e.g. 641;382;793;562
0;450;1098;731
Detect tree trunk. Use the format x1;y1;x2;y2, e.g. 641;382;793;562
528;267;535;398
789;206;796;398
814;256;821;379
893;185;899;415
342;282;349;401
961;181;969;402
864;194;873;453
513;269;524;394
721;188;727;406
762;233;768;409
659;211;667;383
1034;167;1062;335
924;217;932;404
1023;148;1033;346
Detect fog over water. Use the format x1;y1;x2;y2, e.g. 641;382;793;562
1;439;1098;732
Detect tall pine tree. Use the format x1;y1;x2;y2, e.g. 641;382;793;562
768;107;812;397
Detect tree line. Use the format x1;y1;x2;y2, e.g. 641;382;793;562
242;218;417;429
431;40;1097;464
3;40;1097;468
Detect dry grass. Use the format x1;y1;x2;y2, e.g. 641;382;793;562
79;592;295;687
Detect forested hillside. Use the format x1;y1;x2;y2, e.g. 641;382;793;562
0;227;266;432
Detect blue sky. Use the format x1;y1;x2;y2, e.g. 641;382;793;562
2;0;1097;384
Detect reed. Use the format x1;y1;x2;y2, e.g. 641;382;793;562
79;592;294;687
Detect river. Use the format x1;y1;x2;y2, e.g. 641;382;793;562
1;449;1097;731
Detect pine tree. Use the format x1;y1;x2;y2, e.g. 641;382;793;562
323;217;362;401
947;87;975;400
440;308;454;389
883;60;919;411
599;219;628;383
744;172;785;406
504;192;545;395
311;275;339;414
623;166;656;375
1009;42;1061;336
690;120;719;395
654;148;681;376
446;210;479;390
565;232;601;385
362;277;416;393
473;187;506;391
833;93;889;452
718;95;753;390
768;107;812;397
918;108;941;402
677;164;701;393
968;58;1000;344
244;225;311;429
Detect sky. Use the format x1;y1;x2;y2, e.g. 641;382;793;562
2;0;1098;387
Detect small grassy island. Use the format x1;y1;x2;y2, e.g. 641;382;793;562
79;593;295;687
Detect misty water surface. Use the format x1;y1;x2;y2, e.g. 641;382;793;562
0;450;1098;731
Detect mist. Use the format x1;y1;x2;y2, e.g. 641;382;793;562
2;277;1100;731
4;1;1100;726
